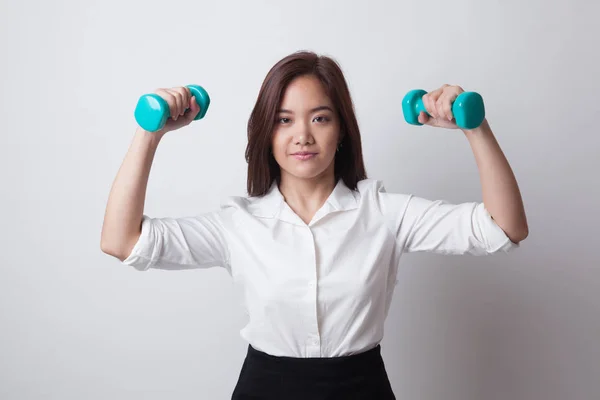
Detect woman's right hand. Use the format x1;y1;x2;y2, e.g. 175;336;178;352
151;86;201;135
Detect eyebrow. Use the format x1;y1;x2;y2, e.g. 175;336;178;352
277;106;334;114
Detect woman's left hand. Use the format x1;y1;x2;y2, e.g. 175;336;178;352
418;84;468;130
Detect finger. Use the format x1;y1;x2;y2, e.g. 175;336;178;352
423;93;437;119
435;86;453;121
435;92;450;121
417;111;429;124
443;91;459;121
435;94;446;121
164;89;180;120
175;87;190;116
171;89;186;119
185;96;200;121
443;98;452;121
156;89;179;121
426;88;443;118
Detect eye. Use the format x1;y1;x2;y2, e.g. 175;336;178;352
313;116;329;123
278;117;291;124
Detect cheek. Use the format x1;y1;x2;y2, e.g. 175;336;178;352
271;133;287;160
323;128;341;154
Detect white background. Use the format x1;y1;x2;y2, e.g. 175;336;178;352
1;0;599;399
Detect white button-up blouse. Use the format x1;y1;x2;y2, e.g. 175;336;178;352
122;178;518;358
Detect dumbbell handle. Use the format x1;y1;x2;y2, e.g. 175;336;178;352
402;89;485;130
134;85;210;132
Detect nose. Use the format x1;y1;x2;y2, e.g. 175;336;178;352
293;123;314;145
295;135;312;145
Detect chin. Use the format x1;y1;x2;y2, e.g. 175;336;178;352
283;164;333;180
288;169;323;179
277;154;336;181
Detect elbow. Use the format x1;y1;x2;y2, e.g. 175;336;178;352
489;212;529;244
100;235;112;255
100;236;131;262
100;240;124;261
509;224;529;244
100;222;142;262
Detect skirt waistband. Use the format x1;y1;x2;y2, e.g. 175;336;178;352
245;344;385;378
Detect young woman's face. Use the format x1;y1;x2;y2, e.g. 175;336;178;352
272;75;341;183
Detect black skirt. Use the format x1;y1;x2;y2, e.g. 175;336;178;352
231;344;396;399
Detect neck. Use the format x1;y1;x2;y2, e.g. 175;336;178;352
278;172;337;220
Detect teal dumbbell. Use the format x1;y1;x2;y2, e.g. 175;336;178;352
134;85;210;132
402;89;485;129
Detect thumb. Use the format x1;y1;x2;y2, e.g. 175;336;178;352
417;111;430;125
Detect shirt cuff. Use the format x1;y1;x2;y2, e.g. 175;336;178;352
475;203;520;253
121;215;154;271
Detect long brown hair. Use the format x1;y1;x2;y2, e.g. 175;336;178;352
245;50;367;196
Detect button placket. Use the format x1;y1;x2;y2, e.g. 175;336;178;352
305;226;321;355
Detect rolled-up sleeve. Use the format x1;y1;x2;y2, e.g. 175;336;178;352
122;209;231;272
372;180;519;255
400;196;518;255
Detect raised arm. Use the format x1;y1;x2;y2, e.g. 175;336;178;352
463;119;528;243
100;128;160;260
100;87;201;261
419;84;529;244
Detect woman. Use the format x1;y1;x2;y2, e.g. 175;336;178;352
101;51;528;399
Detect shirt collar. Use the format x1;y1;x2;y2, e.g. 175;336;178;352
249;179;358;223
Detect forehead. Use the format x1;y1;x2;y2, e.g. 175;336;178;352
279;75;332;108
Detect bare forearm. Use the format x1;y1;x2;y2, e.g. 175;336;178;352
464;119;529;243
100;128;163;258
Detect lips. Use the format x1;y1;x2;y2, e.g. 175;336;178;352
292;152;317;160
